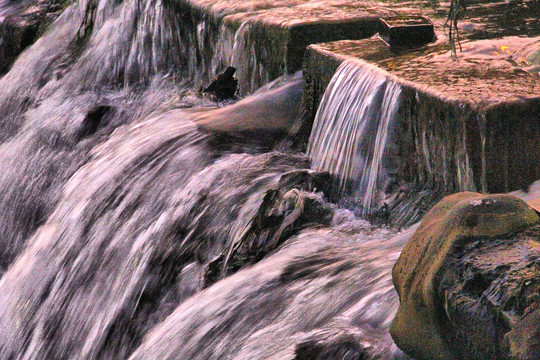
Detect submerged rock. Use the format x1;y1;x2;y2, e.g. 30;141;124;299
391;192;540;360
205;169;333;285
128;223;413;360
294;319;400;360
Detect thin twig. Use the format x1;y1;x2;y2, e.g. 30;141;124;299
444;0;466;60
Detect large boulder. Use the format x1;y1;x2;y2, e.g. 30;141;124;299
391;192;540;360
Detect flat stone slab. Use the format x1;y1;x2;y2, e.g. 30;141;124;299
181;0;313;16
309;36;540;110
223;2;402;73
184;0;397;19
181;0;426;93
222;1;396;26
304;36;540;196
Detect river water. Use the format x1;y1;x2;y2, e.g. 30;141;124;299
3;0;531;359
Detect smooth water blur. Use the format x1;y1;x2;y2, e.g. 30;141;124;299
307;59;401;215
129;220;417;360
0;74;414;358
0;106;314;359
0;0;211;272
0;0;422;359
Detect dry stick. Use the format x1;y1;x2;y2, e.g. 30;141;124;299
445;0;465;60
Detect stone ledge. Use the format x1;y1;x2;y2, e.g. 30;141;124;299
178;0;417;94
303;37;540;194
306;37;540;111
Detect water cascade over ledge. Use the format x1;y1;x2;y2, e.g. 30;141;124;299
0;0;537;359
307;59;401;215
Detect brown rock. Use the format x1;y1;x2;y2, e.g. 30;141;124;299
505;309;540;360
391;192;540;360
0;0;65;74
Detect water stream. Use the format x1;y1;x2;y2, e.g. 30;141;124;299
0;0;495;359
307;60;402;215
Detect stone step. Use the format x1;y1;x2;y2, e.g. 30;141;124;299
303;37;540;194
180;0;422;94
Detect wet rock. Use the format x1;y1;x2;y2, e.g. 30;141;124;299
193;73;305;148
205;169;333;285
294;319;402;360
504;308;540;360
0;0;66;74
179;0;398;95
390;192;540;360
76;105;113;140
294;325;372;360
202;66;238;100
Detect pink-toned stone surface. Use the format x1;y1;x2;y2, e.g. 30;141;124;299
310;36;540;110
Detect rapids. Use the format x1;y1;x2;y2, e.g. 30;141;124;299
0;0;503;359
129;223;417;360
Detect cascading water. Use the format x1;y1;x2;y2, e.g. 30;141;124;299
0;0;421;359
307;59;402;215
0;113;316;359
128;222;417;360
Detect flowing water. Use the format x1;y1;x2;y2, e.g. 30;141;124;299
128;222;417;360
307;60;402;215
0;0;449;359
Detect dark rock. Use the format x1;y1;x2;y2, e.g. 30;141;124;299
76;105;113;140
202;66;238;100
204;169;333;285
391;192;540;360
378;16;435;48
294;323;371;360
504;309;540;360
0;0;66;75
293;318;406;360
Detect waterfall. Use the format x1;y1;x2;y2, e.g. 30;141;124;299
0;0;419;359
128;223;417;360
307;60;402;214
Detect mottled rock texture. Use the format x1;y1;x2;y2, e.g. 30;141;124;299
0;0;66;74
391;192;540;360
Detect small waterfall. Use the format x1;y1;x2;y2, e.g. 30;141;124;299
210;19;289;96
0;0;494;358
307;60;402;214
